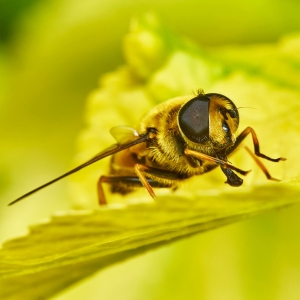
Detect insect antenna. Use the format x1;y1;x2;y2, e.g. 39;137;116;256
236;106;256;110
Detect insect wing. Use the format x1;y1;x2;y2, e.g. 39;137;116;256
8;132;149;206
110;125;139;144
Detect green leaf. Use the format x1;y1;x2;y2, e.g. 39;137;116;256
1;182;300;299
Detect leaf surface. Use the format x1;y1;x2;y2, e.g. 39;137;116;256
1;182;300;299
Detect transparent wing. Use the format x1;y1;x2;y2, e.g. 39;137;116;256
8;131;149;206
110;125;140;144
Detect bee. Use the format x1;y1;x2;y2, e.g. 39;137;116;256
9;91;286;206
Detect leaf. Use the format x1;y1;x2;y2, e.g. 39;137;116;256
1;182;300;299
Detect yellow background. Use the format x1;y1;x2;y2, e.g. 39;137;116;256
1;0;300;299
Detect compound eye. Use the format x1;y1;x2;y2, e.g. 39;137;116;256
178;95;210;143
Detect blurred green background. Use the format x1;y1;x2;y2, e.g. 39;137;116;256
1;0;300;299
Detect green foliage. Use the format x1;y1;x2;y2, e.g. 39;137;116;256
2;13;300;300
1;182;300;299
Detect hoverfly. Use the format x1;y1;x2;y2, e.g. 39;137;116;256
9;92;286;206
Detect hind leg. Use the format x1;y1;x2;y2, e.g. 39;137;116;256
98;175;173;205
97;165;183;205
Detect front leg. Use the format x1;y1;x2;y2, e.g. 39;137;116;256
230;127;286;181
184;148;251;176
232;127;286;162
185;148;248;187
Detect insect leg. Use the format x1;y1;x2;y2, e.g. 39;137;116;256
98;176;110;205
184;148;251;176
97;176;146;205
134;164;157;199
98;172;176;205
233;127;286;162
244;146;281;181
98;176;145;205
135;164;184;199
